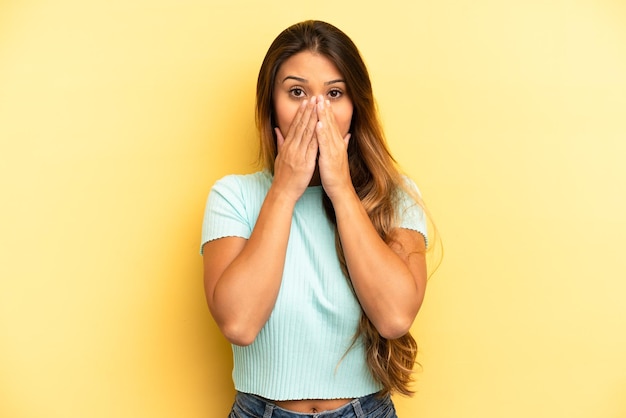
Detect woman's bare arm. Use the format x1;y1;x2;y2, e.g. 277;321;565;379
202;187;296;346
203;98;319;346
315;97;427;339
333;190;427;339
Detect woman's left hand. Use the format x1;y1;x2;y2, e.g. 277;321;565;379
315;96;352;201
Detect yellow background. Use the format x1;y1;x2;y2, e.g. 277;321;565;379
2;1;625;417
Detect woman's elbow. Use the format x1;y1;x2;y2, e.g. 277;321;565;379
219;320;260;347
375;300;424;339
375;315;415;340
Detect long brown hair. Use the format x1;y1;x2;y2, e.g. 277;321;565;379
255;20;425;396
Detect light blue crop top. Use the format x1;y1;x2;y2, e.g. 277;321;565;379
201;171;427;400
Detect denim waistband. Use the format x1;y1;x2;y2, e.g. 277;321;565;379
231;391;396;418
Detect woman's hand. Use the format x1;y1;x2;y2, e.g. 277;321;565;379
273;97;320;202
315;96;352;201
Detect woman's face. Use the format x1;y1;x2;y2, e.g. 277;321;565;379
273;51;353;139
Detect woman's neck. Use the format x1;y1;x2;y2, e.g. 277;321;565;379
308;167;321;187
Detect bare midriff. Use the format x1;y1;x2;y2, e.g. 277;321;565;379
273;398;353;413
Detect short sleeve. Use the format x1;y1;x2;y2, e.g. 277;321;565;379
200;175;252;254
396;177;429;247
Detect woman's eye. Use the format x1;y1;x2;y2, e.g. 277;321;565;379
289;88;305;98
328;89;343;99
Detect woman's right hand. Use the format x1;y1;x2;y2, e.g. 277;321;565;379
272;96;319;201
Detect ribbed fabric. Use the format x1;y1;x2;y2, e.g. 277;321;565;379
200;171;427;401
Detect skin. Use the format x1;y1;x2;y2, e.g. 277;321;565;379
202;51;427;413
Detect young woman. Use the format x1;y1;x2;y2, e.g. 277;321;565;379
201;20;432;418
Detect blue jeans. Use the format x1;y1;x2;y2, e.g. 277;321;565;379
228;391;398;418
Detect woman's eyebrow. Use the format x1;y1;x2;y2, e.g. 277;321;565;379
324;79;345;85
281;76;346;85
282;75;307;83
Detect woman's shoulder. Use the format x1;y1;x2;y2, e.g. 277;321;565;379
212;170;272;192
396;174;423;199
215;170;272;186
